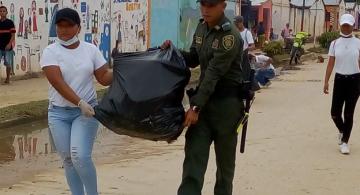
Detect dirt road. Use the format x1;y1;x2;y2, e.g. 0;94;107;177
2;59;360;195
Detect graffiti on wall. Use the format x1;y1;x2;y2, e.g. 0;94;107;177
111;0;149;53
0;0;149;78
0;0;46;77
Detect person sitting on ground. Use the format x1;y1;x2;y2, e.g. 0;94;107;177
250;53;276;88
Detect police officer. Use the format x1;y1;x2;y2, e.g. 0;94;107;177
162;0;244;194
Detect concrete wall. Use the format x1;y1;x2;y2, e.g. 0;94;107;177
177;0;238;50
150;0;179;48
289;1;325;38
0;0;150;79
0;0;240;78
272;0;291;39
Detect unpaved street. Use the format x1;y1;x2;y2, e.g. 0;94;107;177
2;59;360;195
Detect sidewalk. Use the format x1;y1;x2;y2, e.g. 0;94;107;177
0;77;49;108
0;77;107;108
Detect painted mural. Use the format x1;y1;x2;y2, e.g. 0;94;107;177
0;0;150;78
111;0;149;53
0;0;239;78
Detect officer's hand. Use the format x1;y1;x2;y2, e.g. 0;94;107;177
323;82;329;94
183;109;199;127
5;43;11;51
161;40;172;50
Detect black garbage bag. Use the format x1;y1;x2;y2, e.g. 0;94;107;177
94;45;190;142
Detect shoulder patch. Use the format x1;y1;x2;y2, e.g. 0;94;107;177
195;36;203;45
221;22;231;31
222;35;235;50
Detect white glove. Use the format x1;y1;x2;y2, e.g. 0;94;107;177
78;100;95;117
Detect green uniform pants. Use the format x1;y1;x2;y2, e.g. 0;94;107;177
178;95;245;195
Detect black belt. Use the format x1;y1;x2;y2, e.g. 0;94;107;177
335;73;360;79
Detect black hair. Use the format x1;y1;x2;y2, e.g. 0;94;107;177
0;6;7;11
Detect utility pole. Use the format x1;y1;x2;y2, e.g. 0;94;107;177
313;0;318;47
301;0;306;31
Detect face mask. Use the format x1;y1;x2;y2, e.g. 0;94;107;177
340;31;352;38
57;35;79;46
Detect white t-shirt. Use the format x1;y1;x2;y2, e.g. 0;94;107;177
328;37;360;75
240;28;254;51
255;55;275;70
40;41;107;107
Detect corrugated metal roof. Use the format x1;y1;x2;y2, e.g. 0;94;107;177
323;0;342;5
290;0;316;7
251;0;268;6
345;2;356;9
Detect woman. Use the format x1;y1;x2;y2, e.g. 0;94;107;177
40;8;112;195
324;14;360;155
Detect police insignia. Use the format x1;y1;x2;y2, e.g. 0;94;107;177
196;36;202;44
222;35;235;50
212;39;219;49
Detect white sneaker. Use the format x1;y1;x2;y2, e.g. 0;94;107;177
338;133;343;145
340;143;350;155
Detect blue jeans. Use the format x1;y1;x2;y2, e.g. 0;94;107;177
48;105;99;195
255;68;275;86
0;50;13;67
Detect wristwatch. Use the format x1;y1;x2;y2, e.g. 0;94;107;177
191;106;201;113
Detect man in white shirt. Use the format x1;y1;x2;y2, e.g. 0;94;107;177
250;54;275;87
234;16;255;51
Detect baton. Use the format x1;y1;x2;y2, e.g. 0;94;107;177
238;94;255;154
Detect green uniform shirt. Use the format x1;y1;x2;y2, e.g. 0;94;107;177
182;16;244;108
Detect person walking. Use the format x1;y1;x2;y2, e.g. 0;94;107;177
281;23;290;40
234;15;255;52
162;0;244;194
0;6;16;84
40;8;113;195
324;14;360;155
257;22;265;47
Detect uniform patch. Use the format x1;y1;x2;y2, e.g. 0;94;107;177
195;36;203;45
222;35;235;50
212;39;219;49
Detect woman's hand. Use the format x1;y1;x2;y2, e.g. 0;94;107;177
324;82;329;94
78;100;95;117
